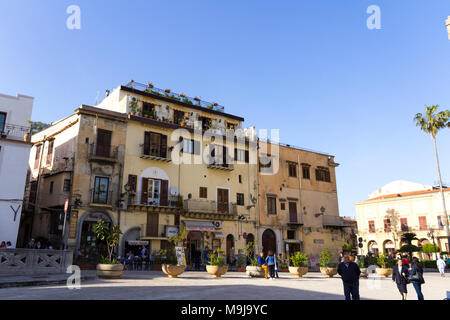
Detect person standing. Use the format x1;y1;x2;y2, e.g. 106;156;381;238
6;241;12;249
437;255;446;277
392;259;409;300
408;257;425;300
265;250;276;280
0;241;5;248
257;251;268;279
25;238;35;249
337;253;361;300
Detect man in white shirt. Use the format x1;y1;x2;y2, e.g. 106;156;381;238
437;255;446;277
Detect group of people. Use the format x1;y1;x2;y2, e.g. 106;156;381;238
24;238;53;249
0;241;13;249
257;250;280;280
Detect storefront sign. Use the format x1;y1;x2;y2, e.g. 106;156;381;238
127;240;149;246
166;226;178;237
184;220;215;231
175;246;186;266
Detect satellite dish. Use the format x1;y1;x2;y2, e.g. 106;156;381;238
169;187;179;196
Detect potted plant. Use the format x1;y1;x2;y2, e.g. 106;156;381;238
289;252;309;278
206;249;228;277
129;99;139;115
161;228;187;278
93;220;124;279
164;89;171;93
319;249;338;277
357;257;368;278
236;251;247;272
147;82;154;88
376;253;394;277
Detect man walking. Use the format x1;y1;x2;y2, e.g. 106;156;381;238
337;253;361;300
437;255;446;277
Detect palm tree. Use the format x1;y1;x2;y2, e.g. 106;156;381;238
414;105;450;251
400;233;419;259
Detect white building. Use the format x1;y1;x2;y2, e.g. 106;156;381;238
0;92;34;247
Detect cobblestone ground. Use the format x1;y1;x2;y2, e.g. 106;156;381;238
0;271;448;300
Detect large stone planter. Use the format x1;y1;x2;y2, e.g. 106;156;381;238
246;266;265;278
206;265;228;278
320;267;338;278
96;263;124;279
376;268;393;277
360;268;368;278
162;264;185;278
288;266;309;278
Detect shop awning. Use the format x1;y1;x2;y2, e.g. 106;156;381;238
184;220;215;231
213;232;224;239
127;240;149;246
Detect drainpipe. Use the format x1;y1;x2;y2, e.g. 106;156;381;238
31;136;47;241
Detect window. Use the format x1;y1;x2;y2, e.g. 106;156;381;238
142;102;155;118
287;230;296;240
384;219;391;233
96;129;112;157
289;202;298;223
199;187;207;199
144;131;168;158
198;116;211;131
63;179;71;192
315;167;331;182
46;140;54;165
141;178;168;206
400;218;408;232
368;220;375;233
302;164;310;179
181;138;200;155
34;145;42;169
235;149;248;163
419;216;427;231
280;202;286;211
0;112;6;133
49;181;54;194
238;175;242;184
93;176;109;204
237;193;244;206
288;163;297;177
267;196;277;215
173;110;185;125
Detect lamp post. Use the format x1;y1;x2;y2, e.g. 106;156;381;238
427;228;439;260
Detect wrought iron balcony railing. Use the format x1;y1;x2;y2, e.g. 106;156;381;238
125;81;225;112
90;188;113;206
88;143;119;161
184;199;238;215
0;123;31;141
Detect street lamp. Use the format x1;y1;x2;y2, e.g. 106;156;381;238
427;228;439;260
446;16;450;40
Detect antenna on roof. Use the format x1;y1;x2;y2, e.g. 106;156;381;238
94;91;99;105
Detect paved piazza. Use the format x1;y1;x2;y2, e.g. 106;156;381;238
0;271;448;300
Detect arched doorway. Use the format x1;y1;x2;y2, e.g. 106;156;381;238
226;234;234;264
383;240;395;256
262;229;276;255
368;240;379;256
187;231;203;268
77;211;113;263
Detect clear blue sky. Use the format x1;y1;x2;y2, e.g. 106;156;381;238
1;0;449;218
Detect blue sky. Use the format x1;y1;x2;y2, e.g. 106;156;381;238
1;0;449;218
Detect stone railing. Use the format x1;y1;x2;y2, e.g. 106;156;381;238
0;249;73;275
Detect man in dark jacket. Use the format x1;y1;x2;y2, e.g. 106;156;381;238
337;253;361;300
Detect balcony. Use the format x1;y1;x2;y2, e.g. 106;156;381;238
322;215;344;227
206;160;234;171
0;123;31;142
90;189;113;207
87;143;119;163
140;144;171;162
183;199;238;218
287;212;304;226
127;195;182;213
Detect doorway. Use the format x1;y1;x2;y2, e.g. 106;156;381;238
262;229;276;255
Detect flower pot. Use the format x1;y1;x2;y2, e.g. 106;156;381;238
360;268;368;278
96;263;124;279
245;266;265;278
320;267;338;278
376;268;392;277
162;264;185;278
206;265;228;278
24;132;30;142
288;266;309;278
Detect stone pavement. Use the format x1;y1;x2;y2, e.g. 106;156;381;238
0;272;94;288
0;271;448;300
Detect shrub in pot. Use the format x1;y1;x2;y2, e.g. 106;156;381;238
206;250;228;277
246;257;265;277
319;249;338;278
93;220;124;279
289;252;309;277
376;253;394;277
357;258;368;278
161;228;187;278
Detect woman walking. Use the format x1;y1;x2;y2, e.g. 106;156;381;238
265;250;276;280
408;257;425;300
392;259;409;300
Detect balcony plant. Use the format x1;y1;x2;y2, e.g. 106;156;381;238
376;253;394;277
206;249;228;277
289;252;309;278
319;249;338;278
147;82;154;88
93;220;124;279
129;99;139;115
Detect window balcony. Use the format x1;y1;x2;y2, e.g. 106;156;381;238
140;144;172;162
87;143;119;163
90;189;113;206
183;199;237;215
206;159;234;171
0;123;31;142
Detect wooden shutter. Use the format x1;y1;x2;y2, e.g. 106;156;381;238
146;212;159;237
141;178;148;204
222;146;227;166
245;150;249;163
96;129;112;157
144;131;151;155
419;216;427;230
46;140;54;165
161;134;168;158
34;145;41;169
128;174;137;193
160;180;168;206
289;202;297;223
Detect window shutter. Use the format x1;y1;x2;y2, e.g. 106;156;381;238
245;150;249;163
96;129;112;157
234;148;238;162
128;175;137;193
160;180;169;206
144;132;150;155
141;178;148;204
161;134;168;158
